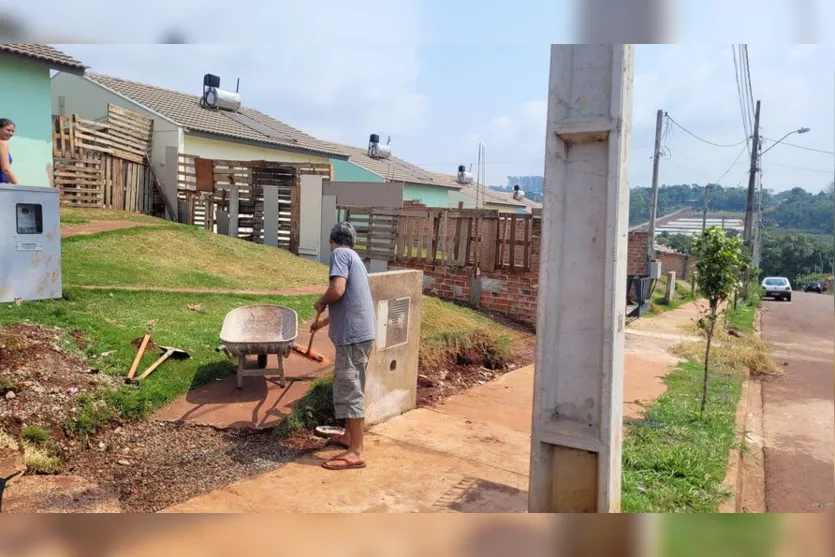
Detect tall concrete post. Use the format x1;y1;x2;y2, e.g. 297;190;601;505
529;44;633;513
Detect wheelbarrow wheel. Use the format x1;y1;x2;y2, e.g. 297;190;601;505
257;354;268;369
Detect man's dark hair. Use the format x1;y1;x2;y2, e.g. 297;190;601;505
330;222;356;248
0;119;14;129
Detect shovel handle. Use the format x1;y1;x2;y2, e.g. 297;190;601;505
126;334;150;383
136;349;173;382
307;310;323;353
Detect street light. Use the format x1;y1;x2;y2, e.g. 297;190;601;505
761;127;811;156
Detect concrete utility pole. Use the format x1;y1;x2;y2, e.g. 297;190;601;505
647;109;663;272
529;44;633;513
743;100;762;249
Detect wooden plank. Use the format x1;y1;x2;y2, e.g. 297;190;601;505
480;217;498;272
74;120;149;152
509;215;517;272
524;216;531;271
132;163;140;212
464;218;474;266
68;116;76;156
289;178;300;255
195;157;214;193
498;217;508;269
115;158;125;210
453;215;464;261
125;163;133;212
430;212;442;266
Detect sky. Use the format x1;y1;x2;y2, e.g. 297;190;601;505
4;1;833;193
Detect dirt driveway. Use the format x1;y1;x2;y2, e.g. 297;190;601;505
760;292;834;513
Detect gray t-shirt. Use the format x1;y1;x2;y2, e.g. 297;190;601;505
327;247;376;347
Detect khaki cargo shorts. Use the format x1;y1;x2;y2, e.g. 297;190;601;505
333;340;373;420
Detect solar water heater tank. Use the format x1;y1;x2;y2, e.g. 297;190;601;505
0;184;62;303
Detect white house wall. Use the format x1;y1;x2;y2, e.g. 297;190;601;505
50;73;184;192
183;134;332;166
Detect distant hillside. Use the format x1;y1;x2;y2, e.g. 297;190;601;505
762;185;834;235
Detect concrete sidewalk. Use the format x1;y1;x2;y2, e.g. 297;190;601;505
165;367;534;513
164;301;699;512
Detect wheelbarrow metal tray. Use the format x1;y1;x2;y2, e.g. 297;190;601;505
219;305;298;356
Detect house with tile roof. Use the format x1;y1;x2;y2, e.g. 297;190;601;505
321;141;463;208
0;45;86;186
49;71;467;208
49;71;350;197
446;177;540;214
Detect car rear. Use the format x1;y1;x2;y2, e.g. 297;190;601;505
762;277;792;301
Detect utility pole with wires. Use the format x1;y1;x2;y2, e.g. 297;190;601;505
701;184;711;232
743;100;762;249
647;109;664;273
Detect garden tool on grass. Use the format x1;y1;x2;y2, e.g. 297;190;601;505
134;346;191;382
125;333;151;384
291;311;325;363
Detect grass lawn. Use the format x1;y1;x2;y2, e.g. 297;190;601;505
62;224;328;291
61;207;164;226
1;288;316;433
647;276;696;316
621;360;743;512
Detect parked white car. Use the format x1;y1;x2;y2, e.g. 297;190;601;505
762;277;792;302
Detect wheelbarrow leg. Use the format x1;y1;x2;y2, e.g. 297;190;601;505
277;353;286;388
237;355;245;389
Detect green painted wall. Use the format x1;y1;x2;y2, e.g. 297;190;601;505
404;183;450;208
0;57;53;186
330;158;384;183
329;158;450;208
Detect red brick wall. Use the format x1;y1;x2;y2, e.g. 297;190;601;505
478;270;538;325
388;260;539;327
627;231;649;275
657;251;692;280
627;230;692;279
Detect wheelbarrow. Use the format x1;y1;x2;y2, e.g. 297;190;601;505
219;304;307;389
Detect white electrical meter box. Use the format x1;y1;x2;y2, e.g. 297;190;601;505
0;184;62;303
649;260;663;280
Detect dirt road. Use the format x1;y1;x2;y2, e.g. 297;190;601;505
760;292;834;513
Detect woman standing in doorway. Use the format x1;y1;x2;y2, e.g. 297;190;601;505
0;118;18;185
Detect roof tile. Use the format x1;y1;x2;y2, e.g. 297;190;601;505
0;44;85;71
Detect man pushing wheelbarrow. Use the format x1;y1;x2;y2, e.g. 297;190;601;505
312;222;375;471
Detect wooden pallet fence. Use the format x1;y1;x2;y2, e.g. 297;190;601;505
495;214;535;272
337;206;539;273
53;104;158;214
55;160;103;208
175;156;316;254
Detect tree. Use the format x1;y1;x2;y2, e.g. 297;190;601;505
693;227;746;414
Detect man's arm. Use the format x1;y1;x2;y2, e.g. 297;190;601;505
315;276;346;313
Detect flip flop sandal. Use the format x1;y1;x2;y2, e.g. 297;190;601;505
322;457;366;471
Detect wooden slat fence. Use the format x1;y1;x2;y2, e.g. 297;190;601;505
337;206;540;273
53;104;160;214
175;155;331;255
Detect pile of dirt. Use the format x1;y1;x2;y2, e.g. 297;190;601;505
64;421;299;512
0;324;116;449
417;334;535;407
0;324;310;512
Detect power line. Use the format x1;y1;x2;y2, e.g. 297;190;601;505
711;143;750;185
732;45;755;156
762;139;834;156
666;114;748;148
